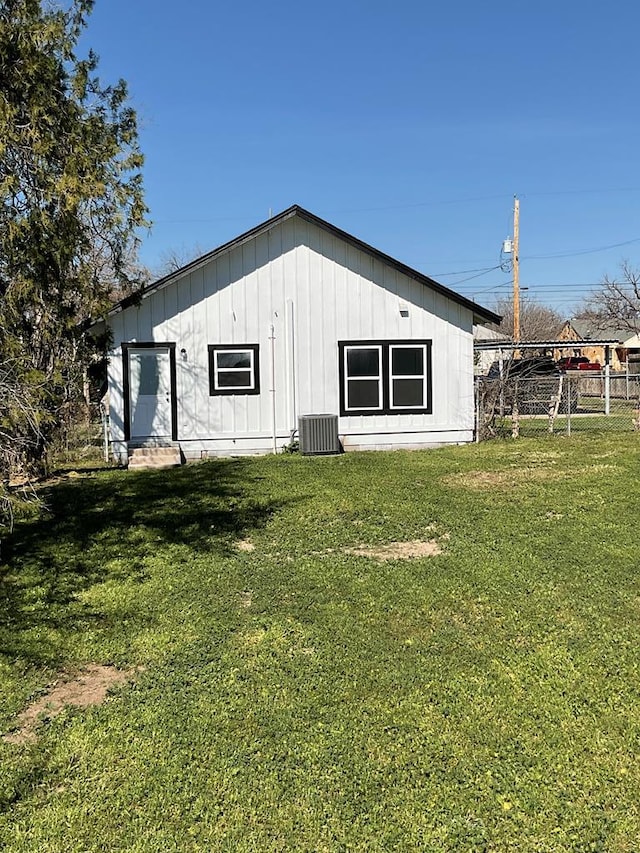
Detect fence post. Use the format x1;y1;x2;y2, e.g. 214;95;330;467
511;380;520;438
548;374;563;433
604;346;611;415
626;362;630;401
566;374;571;436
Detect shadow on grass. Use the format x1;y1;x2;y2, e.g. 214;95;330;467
0;458;286;667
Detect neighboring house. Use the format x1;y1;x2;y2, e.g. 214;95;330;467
101;205;500;463
558;319;640;372
473;324;510;375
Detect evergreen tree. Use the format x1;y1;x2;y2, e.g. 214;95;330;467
0;0;147;487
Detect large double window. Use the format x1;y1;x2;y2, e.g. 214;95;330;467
208;344;260;395
339;340;432;416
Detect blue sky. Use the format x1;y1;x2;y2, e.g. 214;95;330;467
83;0;640;317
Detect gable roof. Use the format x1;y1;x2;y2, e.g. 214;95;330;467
111;205;501;325
563;318;630;343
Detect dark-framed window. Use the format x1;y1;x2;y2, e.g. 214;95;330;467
208;344;260;396
339;340;432;416
343;344;383;412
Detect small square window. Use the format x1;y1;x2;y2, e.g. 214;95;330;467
347;347;380;377
208;345;260;396
348;378;381;409
392;378;424;407
392;347;423;377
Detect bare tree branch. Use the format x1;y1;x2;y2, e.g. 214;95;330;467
492;297;563;342
578;262;640;334
153;243;208;278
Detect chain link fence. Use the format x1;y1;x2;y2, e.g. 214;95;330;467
49;402;110;465
475;372;640;440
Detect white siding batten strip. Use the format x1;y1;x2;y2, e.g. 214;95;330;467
269;323;277;453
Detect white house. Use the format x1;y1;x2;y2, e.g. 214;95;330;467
103;205;500;464
473;324;510;375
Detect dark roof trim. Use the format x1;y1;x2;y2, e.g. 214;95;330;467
109;204;501;325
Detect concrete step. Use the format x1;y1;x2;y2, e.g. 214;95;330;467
129;447;180;458
128;458;181;470
127;444;182;470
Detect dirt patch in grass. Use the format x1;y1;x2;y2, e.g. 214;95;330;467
235;539;255;552
442;467;563;489
519;451;562;462
345;539;444;560
444;461;618;491
3;665;138;745
239;590;253;608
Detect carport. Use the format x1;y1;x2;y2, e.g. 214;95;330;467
473;338;623;415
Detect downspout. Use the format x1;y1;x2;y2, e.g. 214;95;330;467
101;400;110;463
269;324;277;453
285;299;297;433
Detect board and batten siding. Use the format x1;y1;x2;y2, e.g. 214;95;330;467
108;217;475;459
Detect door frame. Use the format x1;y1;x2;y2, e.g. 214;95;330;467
122;342;178;442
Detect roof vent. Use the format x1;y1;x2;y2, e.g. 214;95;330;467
298;414;340;456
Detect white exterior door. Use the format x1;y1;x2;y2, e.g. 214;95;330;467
128;347;172;439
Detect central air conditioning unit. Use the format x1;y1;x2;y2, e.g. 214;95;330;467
298;414;340;456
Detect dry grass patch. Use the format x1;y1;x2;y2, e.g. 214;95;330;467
345;539;444;560
3;665;138;745
444;460;619;491
442;467;565;490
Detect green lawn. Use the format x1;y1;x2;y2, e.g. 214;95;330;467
1;436;640;851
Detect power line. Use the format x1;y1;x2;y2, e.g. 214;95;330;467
457;284;595;292
151;186;640;226
463;279;513;295
429;236;640;271
431;265;499;277
523;186;640;199
457;281;626;292
524;236;640;261
414;233;640;272
318;187;640;217
447;265;503;286
318;194;511;215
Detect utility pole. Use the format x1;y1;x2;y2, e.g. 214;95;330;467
513;196;520;345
